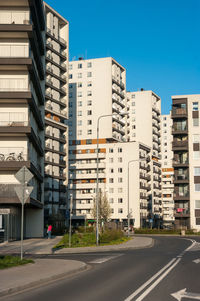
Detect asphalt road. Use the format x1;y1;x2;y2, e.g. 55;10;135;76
2;236;200;301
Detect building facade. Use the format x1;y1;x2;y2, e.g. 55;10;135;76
126;90;162;227
172;94;200;230
161;114;174;228
68;58;152;228
44;3;69;229
0;0;46;239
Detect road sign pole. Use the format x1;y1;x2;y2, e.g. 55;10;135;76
20;167;25;260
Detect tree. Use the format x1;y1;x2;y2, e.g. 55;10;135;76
92;191;112;228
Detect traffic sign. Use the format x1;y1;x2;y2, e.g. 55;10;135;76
14;185;33;204
15;166;33;184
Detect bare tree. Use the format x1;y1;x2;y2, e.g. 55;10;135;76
92;191;112;228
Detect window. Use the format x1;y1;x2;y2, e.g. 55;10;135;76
118;157;122;163
118;198;123;203
109;148;113;153
118;148;122;153
194;167;200;176
118;208;123;213
193;135;200;143
132;109;135;114
195;184;200;192
78;73;82;78
109;158;113;163
193;102;199;111
194;151;200;159
87;110;92;115
78;91;82;97
78;120;82;126
78;82;82;88
86;139;92;144
87;72;92;77
69;84;73;88
118;168;122;173
87;81;92;87
78;130;82;135
118;178;123;183
111;208;114;213
110;168;114;173
109;178;114;183
69;130;72;136
78;63;82;69
68;121;72;126
78;111;82;116
195;200;200;209
132;102;135;106
69;93;73;98
69;74;72;79
109;198;114;203
109;188;114;193
131;94;135;99
69;64;73;70
87;120;92;125
118;188;123;193
87;62;92;68
87;91;92;96
69;102;73;107
193;118;199;127
78;101;82;106
87;129;92;135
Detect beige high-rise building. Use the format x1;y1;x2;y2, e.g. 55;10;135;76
172;94;200;230
0;0;46;239
44;3;69;229
68;57;151;228
126;90;162;227
161;114;174;228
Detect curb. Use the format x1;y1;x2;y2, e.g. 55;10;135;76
53;237;154;254
0;262;88;298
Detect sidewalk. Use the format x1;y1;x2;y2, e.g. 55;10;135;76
0;259;87;298
0;236;153;297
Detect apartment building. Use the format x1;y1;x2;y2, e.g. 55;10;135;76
68;57;152;228
0;0;45;239
126;90;162;227
172;94;200;230
161;114;174;228
44;3;69;229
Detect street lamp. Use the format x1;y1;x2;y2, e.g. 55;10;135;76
127;158;146;237
96;112;128;246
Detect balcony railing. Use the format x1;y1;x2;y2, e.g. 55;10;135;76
0;148;28;161
172;140;188;148
172;108;187;117
0;12;30;25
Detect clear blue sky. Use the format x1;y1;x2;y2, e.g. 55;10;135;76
46;0;200;114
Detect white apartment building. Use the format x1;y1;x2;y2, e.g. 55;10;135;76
0;0;46;239
44;3;69;230
161;114;174;228
68;57;152;228
126;90;162;227
172;94;200;230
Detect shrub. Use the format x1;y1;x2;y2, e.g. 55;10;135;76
100;229;124;243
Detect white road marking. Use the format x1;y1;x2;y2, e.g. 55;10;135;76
124;258;177;301
89;255;122;264
135;258;181;301
171;288;200;300
124;239;197;301
193;258;200;264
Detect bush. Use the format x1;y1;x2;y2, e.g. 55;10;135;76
77;226;94;233
100;229;124;243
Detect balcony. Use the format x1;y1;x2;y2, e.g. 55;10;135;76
0;149;29;170
174;191;189;201
46;28;67;48
172;124;188;135
172;140;188;151
173;158;189;167
174;172;189;183
171;108;187;119
112;76;125;90
112;96;125;108
112;86;125;99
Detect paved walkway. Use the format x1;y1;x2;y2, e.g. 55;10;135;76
0;236;153;297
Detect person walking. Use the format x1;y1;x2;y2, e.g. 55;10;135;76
47;224;52;239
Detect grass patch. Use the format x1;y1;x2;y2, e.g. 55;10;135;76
0;255;34;270
134;228;200;235
55;229;130;249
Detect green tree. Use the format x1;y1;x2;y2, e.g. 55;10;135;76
92;191;112;228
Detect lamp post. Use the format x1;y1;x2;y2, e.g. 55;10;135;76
96;112;128;246
127;158;146;237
